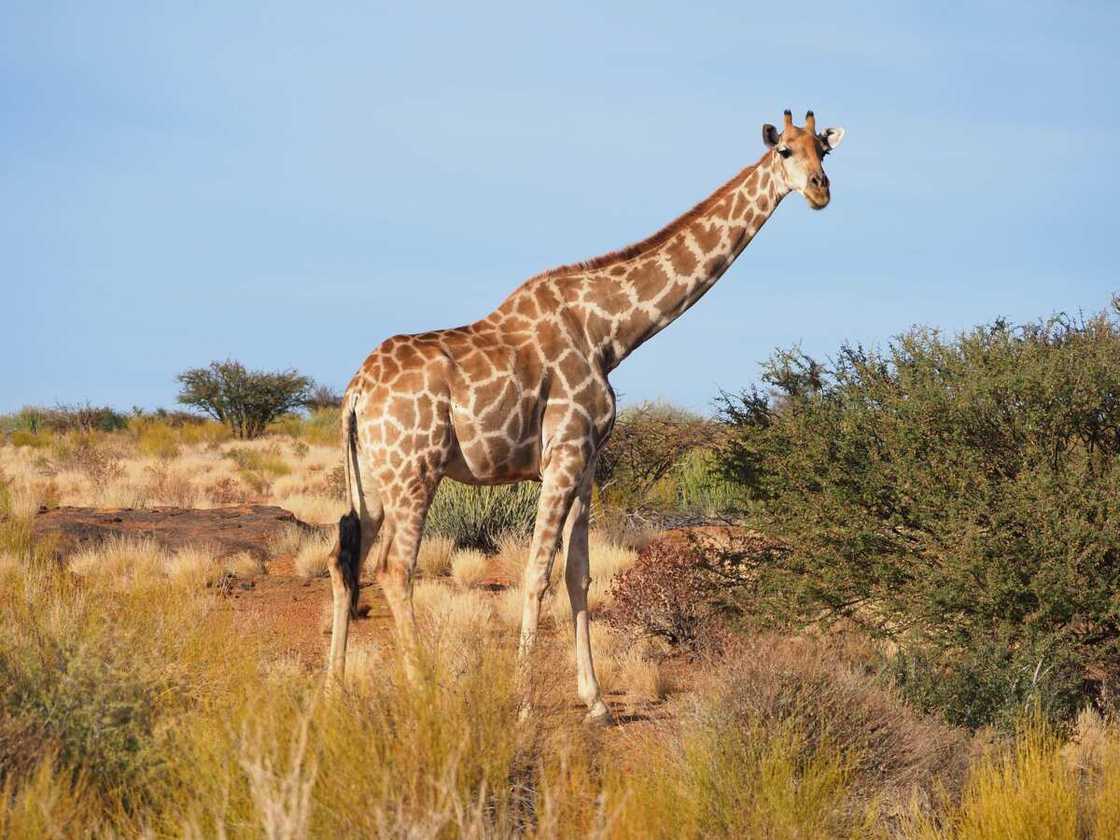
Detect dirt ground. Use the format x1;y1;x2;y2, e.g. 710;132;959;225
230;558;683;737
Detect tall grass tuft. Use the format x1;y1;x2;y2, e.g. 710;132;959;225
606;700;861;839
952;718;1078;839
134;420;181;460
668;447;750;516
903;714;1081;840
426;480;540;552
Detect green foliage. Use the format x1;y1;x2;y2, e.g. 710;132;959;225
305;383;342;410
176;359;313;440
596;401;718;514
0;626;169;801
425;480;540;552
0;573;196;808
604;640;941;839
49;433;126;485
718;302;1120;728
225;446;291;478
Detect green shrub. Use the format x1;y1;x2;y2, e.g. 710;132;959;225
50;434;126;486
4;405;128;434
0;630;169;799
607;645;904;839
425;481;539;552
224;446;290;497
71;405;129;433
0;563;262;821
176;419;230;447
302;407;341;445
226;447;291;478
718;301;1120;728
0;575;184;807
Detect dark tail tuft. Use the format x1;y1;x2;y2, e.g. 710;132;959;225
338;509;361;618
338;404;362;618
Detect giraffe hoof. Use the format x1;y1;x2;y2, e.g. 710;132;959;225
584;705;613;727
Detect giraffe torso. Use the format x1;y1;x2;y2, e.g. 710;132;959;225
345;290;615;503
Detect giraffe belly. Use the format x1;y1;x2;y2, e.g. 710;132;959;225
441;397;542;485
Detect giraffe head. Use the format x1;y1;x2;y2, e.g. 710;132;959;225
762;109;845;210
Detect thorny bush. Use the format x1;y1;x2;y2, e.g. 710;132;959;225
606;530;786;651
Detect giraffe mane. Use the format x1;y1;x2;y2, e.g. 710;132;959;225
536;152;769;278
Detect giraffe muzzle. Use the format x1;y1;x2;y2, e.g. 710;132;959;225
805;173;830;209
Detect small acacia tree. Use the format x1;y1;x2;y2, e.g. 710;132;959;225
176;360;313;439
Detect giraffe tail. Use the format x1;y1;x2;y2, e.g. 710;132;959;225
338;402;362;618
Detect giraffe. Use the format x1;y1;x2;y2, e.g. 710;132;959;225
328;109;845;722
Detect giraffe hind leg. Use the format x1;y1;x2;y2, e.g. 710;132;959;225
377;484;440;680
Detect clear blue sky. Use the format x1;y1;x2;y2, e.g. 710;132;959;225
4;2;1118;415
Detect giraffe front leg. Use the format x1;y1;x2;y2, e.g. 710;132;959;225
563;468;611;724
517;445;586;715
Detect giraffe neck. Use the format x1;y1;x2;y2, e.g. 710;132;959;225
580;150;790;370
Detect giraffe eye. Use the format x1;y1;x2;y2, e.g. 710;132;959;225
777;147;792;159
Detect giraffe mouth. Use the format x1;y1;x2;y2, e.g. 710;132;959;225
805;191;831;210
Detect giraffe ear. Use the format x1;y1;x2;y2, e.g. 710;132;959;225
820;127;845;150
762;123;780;148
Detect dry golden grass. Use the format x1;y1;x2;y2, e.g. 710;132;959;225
492;531;634;596
222;550;265;577
413;581;496;671
492;532;531;583
494;584;526;629
64;536;262;588
491;583;665;702
69;536;189;584
450;548;492;588
267;523;308;557
163;544;219;587
417;533;456;578
281;492;348;525
0;425;351;538
588;532;638;612
3;520;1120;838
8;425;1120;838
293;530;335;579
901;715;1095;840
